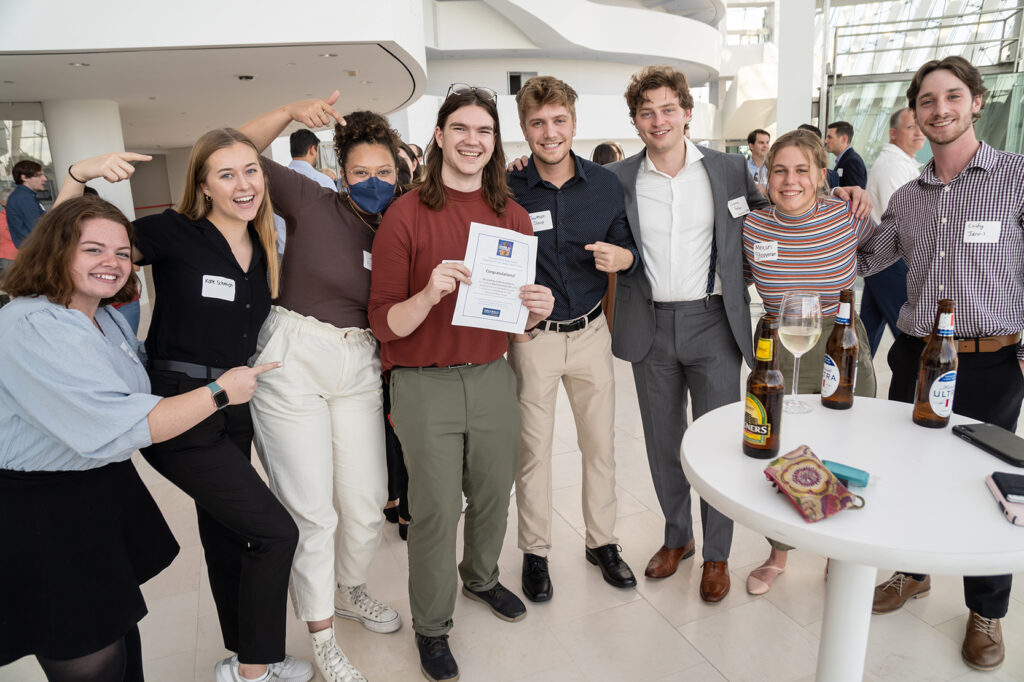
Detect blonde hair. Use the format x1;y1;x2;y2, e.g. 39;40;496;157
766;129;830;197
178;128;280;297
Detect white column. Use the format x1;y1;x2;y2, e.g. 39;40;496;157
41;99;137;220
776;0;815;134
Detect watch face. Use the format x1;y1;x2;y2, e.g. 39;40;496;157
214;390;230;409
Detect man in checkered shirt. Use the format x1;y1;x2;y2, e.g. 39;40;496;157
858;55;1023;673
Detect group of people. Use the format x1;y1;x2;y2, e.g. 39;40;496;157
0;53;1021;682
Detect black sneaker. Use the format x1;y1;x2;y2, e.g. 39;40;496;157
415;633;459;681
585;544;637;588
522;554;552;602
461;582;527;622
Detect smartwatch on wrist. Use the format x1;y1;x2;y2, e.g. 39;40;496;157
207;381;230;410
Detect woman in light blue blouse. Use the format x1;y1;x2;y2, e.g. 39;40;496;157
0;195;277;682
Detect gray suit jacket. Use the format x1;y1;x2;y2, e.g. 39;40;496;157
608;146;768;368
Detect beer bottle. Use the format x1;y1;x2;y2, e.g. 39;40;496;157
821;289;859;410
913;299;958;428
744;314;785;458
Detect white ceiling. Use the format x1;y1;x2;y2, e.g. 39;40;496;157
0;43;418;150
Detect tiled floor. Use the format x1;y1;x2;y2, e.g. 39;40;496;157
3;324;1023;681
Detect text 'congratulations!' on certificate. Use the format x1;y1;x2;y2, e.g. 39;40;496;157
451;222;538;333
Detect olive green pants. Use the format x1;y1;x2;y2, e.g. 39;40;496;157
390;359;520;636
756;314;876;552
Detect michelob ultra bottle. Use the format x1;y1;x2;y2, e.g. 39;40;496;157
913;299;958;428
821;289;858;410
744;315;785;458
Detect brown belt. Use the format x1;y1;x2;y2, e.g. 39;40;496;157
921;333;1021;353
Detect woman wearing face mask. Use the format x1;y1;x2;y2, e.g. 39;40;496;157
239;97;402;682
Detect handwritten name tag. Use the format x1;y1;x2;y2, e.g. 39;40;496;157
529;210;553;232
727;196;750;218
202;275;236;302
753;241;779;262
963;221;1000;243
363;250;372;270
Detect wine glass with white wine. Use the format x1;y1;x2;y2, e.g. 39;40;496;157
778;291;822;414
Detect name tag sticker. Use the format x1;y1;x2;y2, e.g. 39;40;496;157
529;210;554;232
837;168;844;178
727;196;749;218
753;241;779;262
963;221;1000;243
201;275;236;302
363;250;372;270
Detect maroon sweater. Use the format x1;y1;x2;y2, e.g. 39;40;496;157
369;187;532;370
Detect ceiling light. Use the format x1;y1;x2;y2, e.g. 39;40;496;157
346;70;358;77
319;53;338;58
360;80;373;85
68;62;90;67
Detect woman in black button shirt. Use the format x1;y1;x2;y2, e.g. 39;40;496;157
57;135;312;682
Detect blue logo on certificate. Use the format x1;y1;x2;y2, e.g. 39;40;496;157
497;240;513;257
482;307;501;317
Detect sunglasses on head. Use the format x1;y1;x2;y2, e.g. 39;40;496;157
445;83;498;102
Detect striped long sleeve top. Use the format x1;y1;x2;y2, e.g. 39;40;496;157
743;197;875;317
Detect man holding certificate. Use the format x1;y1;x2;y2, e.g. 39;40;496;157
368;84;554;682
506;76;640;603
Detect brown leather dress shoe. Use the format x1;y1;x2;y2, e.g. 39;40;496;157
962;611;1004;671
871;572;930;614
699;561;730;602
644;541;695;579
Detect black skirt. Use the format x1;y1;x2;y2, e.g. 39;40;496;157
0;459;179;664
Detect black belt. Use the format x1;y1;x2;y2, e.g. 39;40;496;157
148;359;229;380
535;306;601;333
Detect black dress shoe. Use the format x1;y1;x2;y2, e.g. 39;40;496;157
522;554;552;602
383;505;399;523
399;520;409;541
462;582;527;622
585;544;637;588
415;633;460;681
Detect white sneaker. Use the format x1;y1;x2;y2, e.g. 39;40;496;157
215;655;313;682
214;655;279;682
310;627;368;682
334;583;402;633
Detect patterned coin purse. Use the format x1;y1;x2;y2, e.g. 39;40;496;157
764;445;865;522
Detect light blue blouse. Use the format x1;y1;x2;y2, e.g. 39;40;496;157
0;296;161;471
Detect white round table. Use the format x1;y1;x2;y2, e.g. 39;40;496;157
681;396;1024;682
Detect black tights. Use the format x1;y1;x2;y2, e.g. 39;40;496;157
37;625;143;682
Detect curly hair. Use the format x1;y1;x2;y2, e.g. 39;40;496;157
333;111;401;172
624;66;694;119
3;195;140;306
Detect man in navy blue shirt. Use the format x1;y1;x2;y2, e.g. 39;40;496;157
825;121;868;190
7;160;47;247
506;76;640;602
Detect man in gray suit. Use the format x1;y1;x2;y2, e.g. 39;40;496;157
607;65;767;602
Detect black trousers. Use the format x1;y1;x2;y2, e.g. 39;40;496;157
888;334;1023;618
383;378;410;522
142;371;299;664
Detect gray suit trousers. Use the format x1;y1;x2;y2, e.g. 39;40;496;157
631;296;741;561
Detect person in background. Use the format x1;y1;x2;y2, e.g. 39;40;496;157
396;140;419;188
861;107;925;356
0;187;17;283
408;143;426;181
271;129;337;257
741;130;877;594
240;97;404;682
368;84;554;682
746;128;770;193
859;55;1024;673
57;137;310;682
591;141;624;165
825;121;867;189
798;123;823;138
0;194;277;682
7;160;47;247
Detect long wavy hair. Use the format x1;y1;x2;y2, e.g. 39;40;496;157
418;92;511;215
177;128;280;298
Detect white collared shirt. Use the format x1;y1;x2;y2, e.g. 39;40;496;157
635;137;721;301
866;143;922;223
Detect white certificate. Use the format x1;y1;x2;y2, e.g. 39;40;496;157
451;222;538;333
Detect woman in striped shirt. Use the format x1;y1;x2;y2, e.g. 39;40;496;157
742;129;878;595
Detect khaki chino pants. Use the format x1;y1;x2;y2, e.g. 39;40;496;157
390;359;520;636
507;313;618;556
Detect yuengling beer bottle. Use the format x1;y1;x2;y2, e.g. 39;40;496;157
821;289;858;410
743;315;784;458
913;299;958;428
